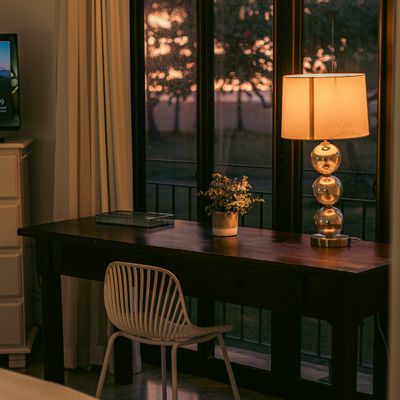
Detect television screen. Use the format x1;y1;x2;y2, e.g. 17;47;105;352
0;34;20;130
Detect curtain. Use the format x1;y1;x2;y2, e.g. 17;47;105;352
389;3;400;399
53;0;137;370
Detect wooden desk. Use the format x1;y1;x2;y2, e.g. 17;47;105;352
18;218;389;400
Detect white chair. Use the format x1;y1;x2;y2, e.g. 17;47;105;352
96;261;240;400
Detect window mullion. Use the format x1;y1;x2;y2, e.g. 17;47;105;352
272;0;303;233
130;0;146;211
196;0;215;363
375;0;394;243
196;0;215;222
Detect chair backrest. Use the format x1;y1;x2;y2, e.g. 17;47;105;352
104;262;192;341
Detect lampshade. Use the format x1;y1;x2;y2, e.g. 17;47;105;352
281;73;369;140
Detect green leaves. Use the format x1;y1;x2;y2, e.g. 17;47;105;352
197;172;264;216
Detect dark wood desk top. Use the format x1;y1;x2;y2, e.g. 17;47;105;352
18;217;390;276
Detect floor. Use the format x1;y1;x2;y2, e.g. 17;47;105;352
13;340;282;400
3;335;373;399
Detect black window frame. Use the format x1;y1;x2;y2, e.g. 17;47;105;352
130;0;393;241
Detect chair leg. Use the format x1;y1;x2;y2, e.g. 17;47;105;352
171;344;179;400
161;345;167;400
96;332;121;398
217;333;240;400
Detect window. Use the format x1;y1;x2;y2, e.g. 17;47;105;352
144;0;197;220
134;0;390;238
130;0;392;396
214;0;274;228
302;0;379;241
142;0;274;227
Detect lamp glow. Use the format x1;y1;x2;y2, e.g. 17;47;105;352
281;73;369;247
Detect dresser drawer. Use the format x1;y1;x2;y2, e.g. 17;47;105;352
0;155;18;199
0;254;21;297
0;203;20;248
0;303;23;346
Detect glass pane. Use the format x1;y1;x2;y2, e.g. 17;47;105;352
214;0;274;229
357;316;374;394
301;317;332;384
214;302;271;370
145;0;197;220
302;0;379;241
300;317;374;394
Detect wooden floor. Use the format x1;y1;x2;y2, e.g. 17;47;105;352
1;335;374;399
9;341;282;400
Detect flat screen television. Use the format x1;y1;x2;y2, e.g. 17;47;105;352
0;34;20;133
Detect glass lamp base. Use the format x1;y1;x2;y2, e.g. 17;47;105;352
310;234;351;248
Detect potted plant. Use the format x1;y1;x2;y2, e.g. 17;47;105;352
197;172;264;236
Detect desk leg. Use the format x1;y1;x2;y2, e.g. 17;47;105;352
41;273;64;383
37;239;65;384
114;336;133;385
331;321;358;400
373;313;388;399
271;312;301;395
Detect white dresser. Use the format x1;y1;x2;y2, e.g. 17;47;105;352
0;139;37;367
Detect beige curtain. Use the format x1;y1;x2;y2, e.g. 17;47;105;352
53;0;134;369
389;3;400;399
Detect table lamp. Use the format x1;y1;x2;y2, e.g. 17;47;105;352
281;73;369;247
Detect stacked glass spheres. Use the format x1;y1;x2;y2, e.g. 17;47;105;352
311;140;343;238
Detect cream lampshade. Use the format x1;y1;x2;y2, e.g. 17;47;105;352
281;73;369;247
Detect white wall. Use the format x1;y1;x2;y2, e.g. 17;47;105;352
0;0;57;224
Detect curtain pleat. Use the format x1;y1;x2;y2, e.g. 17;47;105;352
54;0;135;370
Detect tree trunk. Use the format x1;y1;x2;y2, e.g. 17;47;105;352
173;96;181;136
146;87;161;140
236;89;244;131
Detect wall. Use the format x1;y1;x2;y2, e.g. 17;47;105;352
0;0;57;326
0;0;57;224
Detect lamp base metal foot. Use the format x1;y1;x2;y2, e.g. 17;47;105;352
310;234;351;248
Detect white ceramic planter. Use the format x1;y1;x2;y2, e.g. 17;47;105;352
212;211;238;236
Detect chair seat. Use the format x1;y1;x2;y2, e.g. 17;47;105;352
137;322;233;342
173;322;233;340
